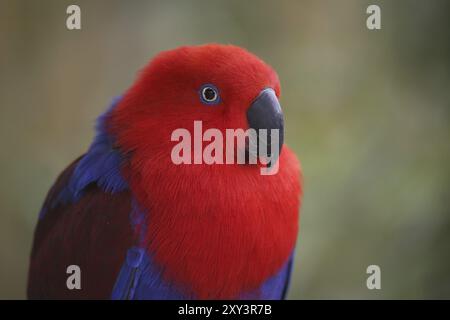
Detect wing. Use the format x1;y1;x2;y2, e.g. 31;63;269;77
27;97;179;299
27;157;135;299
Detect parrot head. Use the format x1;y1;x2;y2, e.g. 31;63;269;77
109;44;285;168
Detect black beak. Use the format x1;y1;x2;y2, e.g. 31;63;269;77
247;88;284;161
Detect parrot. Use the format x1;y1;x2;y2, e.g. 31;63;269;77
27;44;302;300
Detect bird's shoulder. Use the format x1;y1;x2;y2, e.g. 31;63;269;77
28;151;136;298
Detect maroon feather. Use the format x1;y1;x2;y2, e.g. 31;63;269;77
28;159;135;299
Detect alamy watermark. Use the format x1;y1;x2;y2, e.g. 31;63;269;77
366;265;381;290
66;5;81;30
366;5;381;30
171;121;280;176
66;265;81;290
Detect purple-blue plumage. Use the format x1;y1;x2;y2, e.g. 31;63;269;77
112;247;293;299
39;97;127;219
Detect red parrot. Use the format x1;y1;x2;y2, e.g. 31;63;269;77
27;44;302;299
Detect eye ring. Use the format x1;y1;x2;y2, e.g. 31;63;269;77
199;84;221;105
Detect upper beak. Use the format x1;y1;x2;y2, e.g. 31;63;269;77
246;88;284;160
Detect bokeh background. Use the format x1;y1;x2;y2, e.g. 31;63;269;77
1;0;449;299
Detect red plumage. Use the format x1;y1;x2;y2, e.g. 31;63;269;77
28;44;302;299
109;44;302;299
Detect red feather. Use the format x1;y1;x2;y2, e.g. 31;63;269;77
109;44;302;299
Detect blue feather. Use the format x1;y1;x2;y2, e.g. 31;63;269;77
112;246;294;300
39;97;127;219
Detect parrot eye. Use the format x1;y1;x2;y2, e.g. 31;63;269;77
199;84;220;105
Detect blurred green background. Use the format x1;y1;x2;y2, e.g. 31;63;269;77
1;0;449;299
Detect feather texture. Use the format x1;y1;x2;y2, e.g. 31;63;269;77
28;44;302;300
